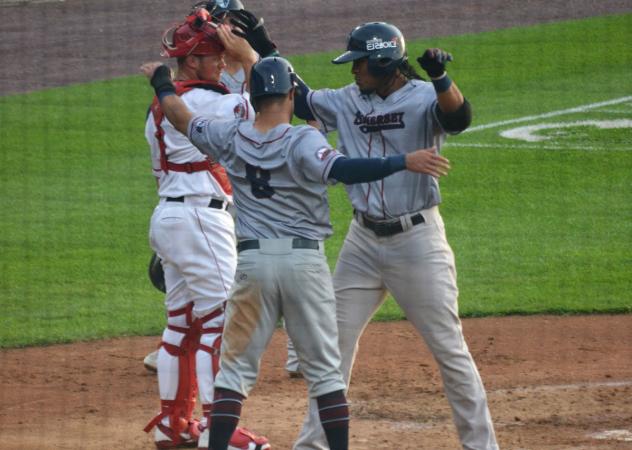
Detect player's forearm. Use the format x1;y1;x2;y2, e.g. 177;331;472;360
433;76;464;113
149;65;193;135
431;75;471;132
328;156;406;184
161;95;194;135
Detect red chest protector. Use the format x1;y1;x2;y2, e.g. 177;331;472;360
151;80;233;195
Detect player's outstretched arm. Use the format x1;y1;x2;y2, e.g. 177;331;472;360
140;62;194;136
328;147;450;184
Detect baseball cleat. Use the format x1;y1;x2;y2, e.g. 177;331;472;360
198;426;270;450
144;349;159;373
154;419;200;449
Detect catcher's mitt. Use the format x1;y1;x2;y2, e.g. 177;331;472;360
148;252;166;293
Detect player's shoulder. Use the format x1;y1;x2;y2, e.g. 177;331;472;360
406;78;435;94
405;78;432;89
287;124;330;154
291;123;327;141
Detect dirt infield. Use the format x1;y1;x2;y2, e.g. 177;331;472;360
1;316;632;449
1;0;632;448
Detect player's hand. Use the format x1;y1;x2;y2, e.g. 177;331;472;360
417;49;453;78
229;9;278;57
405;147;451;178
217;23;258;65
140;61;169;80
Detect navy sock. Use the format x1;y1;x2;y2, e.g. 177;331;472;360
316;390;349;450
208;388;244;450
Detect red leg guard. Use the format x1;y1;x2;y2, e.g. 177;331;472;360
145;303;201;445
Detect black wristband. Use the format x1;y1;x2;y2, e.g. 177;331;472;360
431;73;452;94
150;65;175;100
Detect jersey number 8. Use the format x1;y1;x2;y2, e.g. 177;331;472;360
245;164;275;199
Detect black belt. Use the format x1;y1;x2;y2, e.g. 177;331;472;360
166;196;226;210
359;213;424;237
237;238;319;253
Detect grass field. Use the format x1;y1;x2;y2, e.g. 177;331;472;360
1;14;630;347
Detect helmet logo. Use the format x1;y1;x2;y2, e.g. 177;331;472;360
216;0;230;7
366;37;398;51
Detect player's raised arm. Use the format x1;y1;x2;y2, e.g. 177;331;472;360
216;23;258;91
140;62;193;135
417;49;472;133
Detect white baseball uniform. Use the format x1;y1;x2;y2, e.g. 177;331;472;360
294;80;498;450
145;83;254;443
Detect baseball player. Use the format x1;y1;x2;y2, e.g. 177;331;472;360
292;22;499;450
206;0;303;379
142;0;281;375
141;53;450;450
141;9;269;450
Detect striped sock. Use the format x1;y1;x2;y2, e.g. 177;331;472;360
316;390;349;450
209;388;244;450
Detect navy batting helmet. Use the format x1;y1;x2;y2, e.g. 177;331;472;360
249;57;298;101
206;0;244;18
333;22;407;77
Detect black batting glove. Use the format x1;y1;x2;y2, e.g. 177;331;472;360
417;48;453;78
230;9;278;57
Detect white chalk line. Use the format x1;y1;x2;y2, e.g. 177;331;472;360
589;429;632;442
445;142;632;152
489;379;632;395
466;95;632;132
359;380;632;431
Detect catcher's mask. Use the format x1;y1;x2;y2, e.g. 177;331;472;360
333;22;407;77
161;8;224;58
249;56;298;109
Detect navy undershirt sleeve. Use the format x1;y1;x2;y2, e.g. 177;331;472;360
328;155;407;184
293;75;315;121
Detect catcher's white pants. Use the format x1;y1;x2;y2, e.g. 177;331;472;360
294;206;498;450
150;199;237;412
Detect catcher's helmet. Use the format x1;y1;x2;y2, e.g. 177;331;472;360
161;9;224;58
249;57;298;101
333;22;407;77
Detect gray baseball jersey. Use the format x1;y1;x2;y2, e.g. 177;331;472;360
187;115;348;402
308;80;446;219
188;118;343;240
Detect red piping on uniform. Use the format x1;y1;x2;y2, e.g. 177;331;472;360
308;91;329;134
365;133;373;205
194;209;231;299
379;131;386;219
238;125;291;146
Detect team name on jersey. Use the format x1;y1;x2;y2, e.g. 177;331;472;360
366;37;398;51
354;111;405;133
